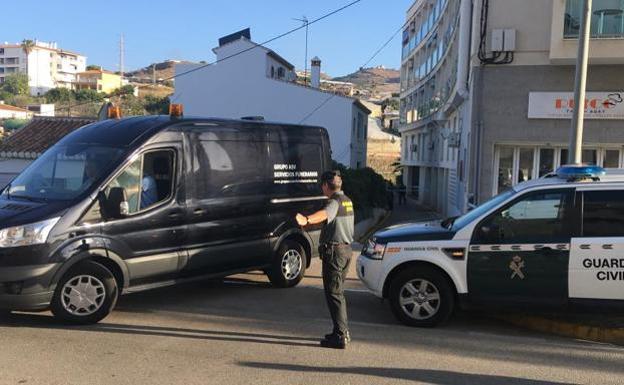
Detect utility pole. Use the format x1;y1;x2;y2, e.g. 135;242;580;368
293;16;309;85
119;34;125;89
568;0;592;164
152;63;156;86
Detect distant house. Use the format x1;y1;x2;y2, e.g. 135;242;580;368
0;116;95;188
173;28;371;168
0;102;34;119
75;69;123;94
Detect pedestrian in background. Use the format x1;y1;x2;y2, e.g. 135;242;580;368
296;171;354;349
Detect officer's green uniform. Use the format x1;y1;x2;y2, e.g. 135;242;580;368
320;191;355;337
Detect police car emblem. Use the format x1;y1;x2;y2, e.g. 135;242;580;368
509;255;525;280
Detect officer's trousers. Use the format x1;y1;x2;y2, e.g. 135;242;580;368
321;244;352;336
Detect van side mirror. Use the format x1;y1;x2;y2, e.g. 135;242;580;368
105;187;129;219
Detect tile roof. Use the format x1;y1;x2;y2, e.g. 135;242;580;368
0;104;31;113
0;117;95;159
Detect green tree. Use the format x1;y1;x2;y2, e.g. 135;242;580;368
1;73;29;95
86;65;102;71
20;39;35;83
110;84;135;97
44;87;73;103
119;94;146;116
142;95;170;115
74;88;104;102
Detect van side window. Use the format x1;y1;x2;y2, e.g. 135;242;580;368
582;190;624;237
268;142;322;197
105;150;175;215
194;140;268;198
473;189;573;244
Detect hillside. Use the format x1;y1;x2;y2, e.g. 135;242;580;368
127;60;196;83
333;66;400;99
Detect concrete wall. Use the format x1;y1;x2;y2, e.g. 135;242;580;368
472;64;624;202
173;42;364;168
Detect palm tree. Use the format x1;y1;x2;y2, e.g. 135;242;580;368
20;39;35;91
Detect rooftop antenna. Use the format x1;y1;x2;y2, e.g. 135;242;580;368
293;16;309;85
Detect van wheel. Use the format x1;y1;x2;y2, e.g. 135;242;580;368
51;261;119;325
388;266;454;327
267;240;307;288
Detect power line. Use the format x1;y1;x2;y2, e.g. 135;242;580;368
55;0;364;114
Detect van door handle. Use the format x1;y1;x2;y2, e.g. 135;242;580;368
168;212;182;219
193;208;205;216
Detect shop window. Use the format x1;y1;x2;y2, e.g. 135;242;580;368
498;147;514;193
583;190;624;237
518;149;534;183
539;148;555;177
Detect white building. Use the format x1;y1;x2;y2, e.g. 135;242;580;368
400;0;624;217
173;29;370;168
0;41;86;96
0;102;33;119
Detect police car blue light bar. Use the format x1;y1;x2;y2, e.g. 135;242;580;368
556;164;606;180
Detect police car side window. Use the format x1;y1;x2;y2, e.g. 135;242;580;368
474;190;573;244
582;190;624;237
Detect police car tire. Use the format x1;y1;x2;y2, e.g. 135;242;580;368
51;261;119;325
388;266;454;327
267;240;307;288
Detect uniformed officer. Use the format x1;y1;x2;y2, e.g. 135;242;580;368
296;170;355;349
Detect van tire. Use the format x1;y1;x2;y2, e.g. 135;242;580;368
388;266;454;327
51;260;119;325
267;240;307;288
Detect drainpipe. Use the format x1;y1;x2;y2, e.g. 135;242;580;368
457;0;472;96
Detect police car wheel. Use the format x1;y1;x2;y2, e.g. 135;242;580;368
267;240;307;288
51;261;119;325
388;266;454;327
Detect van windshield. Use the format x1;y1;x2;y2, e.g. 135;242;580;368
3;144;125;202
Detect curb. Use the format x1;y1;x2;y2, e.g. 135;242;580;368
497;314;624;345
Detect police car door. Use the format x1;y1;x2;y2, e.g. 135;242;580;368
468;188;576;304
569;188;624;301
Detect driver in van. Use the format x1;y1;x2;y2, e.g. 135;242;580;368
296;171;355;349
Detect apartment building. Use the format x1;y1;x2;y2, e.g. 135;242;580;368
173;28;371;169
400;0;624;216
0;41;86;95
75;69;123;93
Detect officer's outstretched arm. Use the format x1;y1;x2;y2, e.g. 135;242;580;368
296;210;328;226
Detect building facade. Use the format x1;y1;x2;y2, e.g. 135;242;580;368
400;0;624;216
0;41;86;96
173;29;370;168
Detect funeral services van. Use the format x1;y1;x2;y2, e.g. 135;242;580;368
357;165;624;327
0;113;331;324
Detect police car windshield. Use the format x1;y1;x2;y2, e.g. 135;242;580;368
449;189;515;230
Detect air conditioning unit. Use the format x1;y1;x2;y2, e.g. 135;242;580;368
447;132;461;148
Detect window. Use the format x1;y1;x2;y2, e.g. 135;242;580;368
277;67;285;79
0;48;4;54
497;147;514;193
539;148;555;177
604;149;620;168
476;190;573;244
518;148;534;183
105;150;175;215
583;190;624;236
565;0;624;38
195;140;268;198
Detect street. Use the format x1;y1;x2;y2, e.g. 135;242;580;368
1;256;624;385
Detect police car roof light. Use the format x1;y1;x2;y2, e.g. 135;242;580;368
556;164;606;181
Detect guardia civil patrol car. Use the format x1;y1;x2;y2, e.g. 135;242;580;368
358;165;624;327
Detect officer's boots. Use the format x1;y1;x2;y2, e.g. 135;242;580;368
320;331;349;349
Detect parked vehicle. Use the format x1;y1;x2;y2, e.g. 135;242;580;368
0;115;331;324
358;165;624;327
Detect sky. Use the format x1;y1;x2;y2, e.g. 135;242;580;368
3;0;413;77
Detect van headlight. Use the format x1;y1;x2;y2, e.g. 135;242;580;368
0;217;60;248
362;238;386;260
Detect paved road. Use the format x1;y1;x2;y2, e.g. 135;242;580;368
1;202;623;384
1;265;624;385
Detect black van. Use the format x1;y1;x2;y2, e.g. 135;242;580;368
0;116;331;324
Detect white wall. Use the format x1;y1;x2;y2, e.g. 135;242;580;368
174;42;363;168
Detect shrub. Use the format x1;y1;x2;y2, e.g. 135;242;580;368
332;161;390;221
3;118;30;131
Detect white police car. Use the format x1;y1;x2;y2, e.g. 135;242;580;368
358;165;624;327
